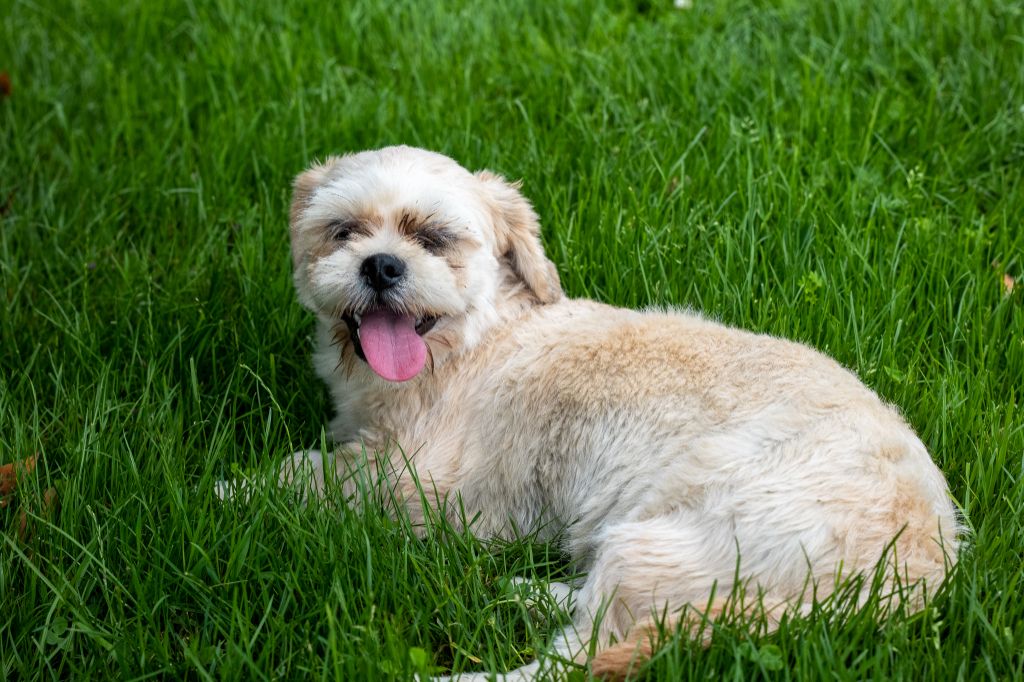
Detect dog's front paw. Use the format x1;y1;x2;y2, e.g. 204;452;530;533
214;477;255;502
505;576;576;619
213;450;328;505
278;449;328;502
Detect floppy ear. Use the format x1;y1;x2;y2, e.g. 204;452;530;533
476;170;562;304
289;157;340;269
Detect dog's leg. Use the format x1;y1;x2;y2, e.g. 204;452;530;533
276;449;328;502
576;516;795;679
216;449;333;503
431;624;586;681
436;516;734;680
446;517;747;681
277;443;383;505
506;576;576;615
213;477;253;502
544;581;575;612
433;578;578;680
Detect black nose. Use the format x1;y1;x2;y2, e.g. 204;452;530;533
360;253;406;292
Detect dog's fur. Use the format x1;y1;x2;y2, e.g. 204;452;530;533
284;145;960;679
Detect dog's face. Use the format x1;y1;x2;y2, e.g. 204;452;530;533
288;145;561;383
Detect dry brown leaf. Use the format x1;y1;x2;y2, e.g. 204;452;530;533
16;487;59;543
16;508;29;541
0;455;37;504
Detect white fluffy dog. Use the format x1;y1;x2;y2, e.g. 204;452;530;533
281;145;960;679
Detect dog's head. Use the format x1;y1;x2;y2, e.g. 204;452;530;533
289;145;561;383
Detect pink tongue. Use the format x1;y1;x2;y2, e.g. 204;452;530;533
358;310;427;382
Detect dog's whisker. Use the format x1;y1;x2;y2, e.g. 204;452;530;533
331;300;346;320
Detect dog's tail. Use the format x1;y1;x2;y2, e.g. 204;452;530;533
588;595;786;680
587;617;667;681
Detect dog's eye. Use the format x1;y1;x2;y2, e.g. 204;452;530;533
413;228;455;254
327;220;358;242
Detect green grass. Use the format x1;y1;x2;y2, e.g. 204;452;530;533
2;0;1022;678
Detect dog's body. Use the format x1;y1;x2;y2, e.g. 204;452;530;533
284;146;960;679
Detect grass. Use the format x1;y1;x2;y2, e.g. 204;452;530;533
1;0;1022;678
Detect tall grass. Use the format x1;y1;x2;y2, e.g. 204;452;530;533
2;0;1022;678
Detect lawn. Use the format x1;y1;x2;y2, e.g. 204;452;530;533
1;0;1022;679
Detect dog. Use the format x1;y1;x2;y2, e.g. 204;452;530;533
282;145;960;679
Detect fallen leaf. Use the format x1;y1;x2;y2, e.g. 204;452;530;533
15;487;59;544
0;71;10;98
43;487;60;515
17;508;30;541
0;454;37;504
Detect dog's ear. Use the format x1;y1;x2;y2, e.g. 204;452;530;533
290;157;340;268
476;170;562;304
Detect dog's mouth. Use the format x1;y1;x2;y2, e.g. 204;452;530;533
341;310;439;382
